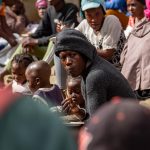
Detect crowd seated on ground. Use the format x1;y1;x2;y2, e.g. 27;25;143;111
0;0;150;149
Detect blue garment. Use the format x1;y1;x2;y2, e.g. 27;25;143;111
105;0;127;13
33;84;63;106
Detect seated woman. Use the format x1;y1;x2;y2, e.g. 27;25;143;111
76;0;126;69
120;0;150;100
25;0;48;36
124;0;145;38
5;1;28;34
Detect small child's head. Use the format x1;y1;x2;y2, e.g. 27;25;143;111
11;54;34;85
35;0;48;18
66;76;84;107
25;60;51;93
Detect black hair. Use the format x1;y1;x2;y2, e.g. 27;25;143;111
11;54;34;68
137;0;146;5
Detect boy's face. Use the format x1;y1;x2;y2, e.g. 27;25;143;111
67;79;84;106
59;51;86;77
25;70;39;93
11;62;26;84
84;7;104;32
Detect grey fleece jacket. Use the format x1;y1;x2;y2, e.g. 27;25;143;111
31;3;78;46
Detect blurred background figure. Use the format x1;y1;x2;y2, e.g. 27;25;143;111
124;0;145;37
105;0;129;30
0;90;77;150
120;0;150;100
0;1;17;47
5;0;28;34
35;0;48;19
79;98;150;150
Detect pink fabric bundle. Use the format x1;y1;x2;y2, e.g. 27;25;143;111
35;0;48;9
144;0;150;20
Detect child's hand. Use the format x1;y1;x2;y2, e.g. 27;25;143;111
61;97;80;115
61;97;72;114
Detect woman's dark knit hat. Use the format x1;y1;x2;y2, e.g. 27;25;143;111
79;98;150;150
54;29;97;61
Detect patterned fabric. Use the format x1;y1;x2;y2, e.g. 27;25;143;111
110;30;126;69
99;30;126;69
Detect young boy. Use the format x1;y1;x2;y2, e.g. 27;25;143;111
25;60;63;106
61;76;86;121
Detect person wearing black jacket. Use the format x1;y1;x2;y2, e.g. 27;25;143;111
0;0;79;83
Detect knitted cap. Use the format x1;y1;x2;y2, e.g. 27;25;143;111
79;98;150;150
35;0;47;9
54;29;97;61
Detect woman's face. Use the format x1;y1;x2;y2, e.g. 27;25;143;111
59;51;86;77
127;0;145;18
37;7;47;18
84;7;105;32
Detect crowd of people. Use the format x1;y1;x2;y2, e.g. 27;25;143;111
0;0;150;149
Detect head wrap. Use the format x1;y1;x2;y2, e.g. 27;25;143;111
35;0;47;9
144;0;150;20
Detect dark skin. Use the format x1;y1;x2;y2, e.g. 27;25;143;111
22;0;65;53
4;61;27;92
0;0;19;46
84;7;115;60
59;51;86;78
127;0;145;21
0;16;17;46
61;78;85;120
25;60;52;93
11;62;26;85
62;79;84;114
